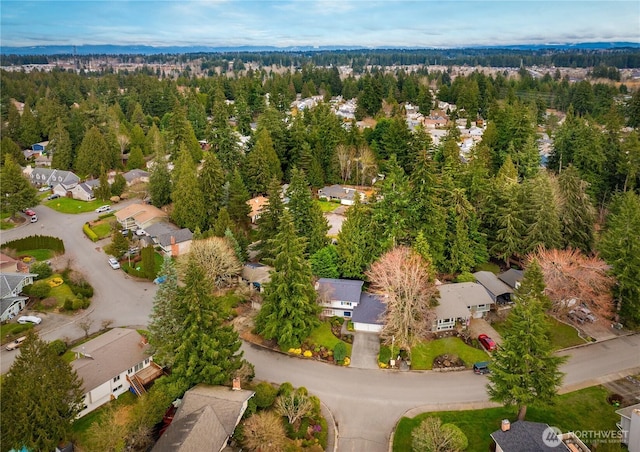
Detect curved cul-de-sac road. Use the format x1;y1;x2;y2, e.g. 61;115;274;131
2;204;639;452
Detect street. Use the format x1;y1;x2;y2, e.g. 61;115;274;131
2;202;639;451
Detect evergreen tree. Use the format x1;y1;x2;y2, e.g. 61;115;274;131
166;103;202;163
227;169;251;231
171;254;244;391
254;210;320;349
255;178;285;260
126;145;144;170
94;166;111;201
212;207;233;237
18;103;41;147
0;137;25;165
75;125;112;178
372;156;412;248
49;118;73;170
199;152;225;229
149;256;183;367
557;166;596;252
244;127;283;195
487;260;566;421
171;146;206;231
1;332;84;451
286;167;329;255
337;197;379;279
599;191;640;327
110;173;127;197
149;149;172;207
141;245;156;280
310;245;340;278
520;172;562;254
129;123;149;155
0;155;38;216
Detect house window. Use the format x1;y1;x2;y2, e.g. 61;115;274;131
113;375;120;383
134;362;143;372
113;385;123;393
340;301;352;306
343;311;351;317
128;368;133;374
144;358;150;365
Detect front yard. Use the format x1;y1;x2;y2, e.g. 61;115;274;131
394;386;624;452
410;337;489;370
0;322;34;345
492;315;586;350
316;200;341;212
44;197;107;214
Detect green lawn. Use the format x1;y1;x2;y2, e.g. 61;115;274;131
316;200;341;212
0;212;15;230
216;292;245;318
44;274;75;308
394;386;624;452
44;197;106;214
17;249;54;261
473;262;501;273
410;337;489;370
492;315;586;350
0;323;34;344
90;220;115;239
307;321;352;356
71;391;137;447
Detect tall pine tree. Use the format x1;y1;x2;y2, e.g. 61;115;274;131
148;256;181;367
171;146;206;231
254;178;285;261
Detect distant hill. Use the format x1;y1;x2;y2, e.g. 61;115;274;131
1;42;639;56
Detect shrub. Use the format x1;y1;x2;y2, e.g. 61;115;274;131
411;417;468;452
253;382;278;409
278;382;294;397
63;298;73;311
378;345;391;364
72;298;84;310
455;271;476;283
83;223;99;242
2;235;64;253
333;342;347;363
48;339;67;356
30;262;53;280
30;280;52;299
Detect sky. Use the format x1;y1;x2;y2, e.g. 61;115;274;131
1;1;639;49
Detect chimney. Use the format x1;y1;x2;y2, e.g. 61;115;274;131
232;377;241;391
501;420;511;432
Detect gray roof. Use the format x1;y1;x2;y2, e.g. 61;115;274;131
498;269;524;289
616;402;640;420
29;168;79;187
241;263;273;285
123;169;149;182
71;328;150;393
83;178;100;188
74;182;94;195
318;184;363;202
491;421;569;451
473;271;513;298
0;296;28;316
157;228;193;247
316;278;364;304
0;272;37;299
153;384;254;452
145;221;180;237
352;292;386;325
436;282;495;319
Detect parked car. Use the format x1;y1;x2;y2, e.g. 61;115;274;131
6;336;27;351
46;194;60;200
17;315;42;325
473;361;491;374
30;215;38;223
108;257;121;269
478;334;497;352
38;186;51;192
95;205;111;213
153;275;167;285
568;307;597;324
24;208;36;216
135;229;147;236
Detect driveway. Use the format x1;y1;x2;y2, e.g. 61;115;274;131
468;318;503;345
350;332;380;369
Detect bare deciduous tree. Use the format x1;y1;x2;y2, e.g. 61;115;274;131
336;144;355;183
77;318;94;338
411;417;468;452
275;389;313;426
117;134;130;155
357;145;378;186
365;246;437;353
242;411;287;452
530;247;615;319
180;237;242;288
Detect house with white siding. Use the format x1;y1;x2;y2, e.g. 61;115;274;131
316;278;364;318
0;272;37;321
433;283;495;331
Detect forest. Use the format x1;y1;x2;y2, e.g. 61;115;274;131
1;56;639;327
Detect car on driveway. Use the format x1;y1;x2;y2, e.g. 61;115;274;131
38;186;51;192
24;209;36;216
30;215;38;223
135;229;147;236
96;205;111;213
108;257;121;270
6;336;27;351
17;315;42;325
46;194;60;200
478;334;497;352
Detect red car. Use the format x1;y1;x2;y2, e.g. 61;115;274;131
24;209;36;216
478;334;497;351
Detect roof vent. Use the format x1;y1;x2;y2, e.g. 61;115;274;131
501;419;511;432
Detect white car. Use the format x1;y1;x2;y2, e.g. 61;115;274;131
38;186;51;192
17;315;42;325
108;257;121;269
96;205;111;213
135;229;147;236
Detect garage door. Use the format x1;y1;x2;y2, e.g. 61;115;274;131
354;322;382;333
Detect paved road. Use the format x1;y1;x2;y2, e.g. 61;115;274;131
3;203;640;451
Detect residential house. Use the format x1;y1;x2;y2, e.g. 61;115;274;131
153;384;254;452
0;272;37;321
491;420;590;452
154;227;193;257
473;271;514;304
352;292;385;333
115;203;168;231
434;282;495;331
72;328;163;417
317;185;365;206
498;269;524;290
247;196;269;224
34;153;52;167
316;278;364;318
26;167;79;190
0;253;20;273
70;182;95;202
31;141;49;153
123;169;150;186
617;402;640;451
240;263;273;304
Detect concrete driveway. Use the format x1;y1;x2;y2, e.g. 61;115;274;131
350;332;380;369
468;318;503;345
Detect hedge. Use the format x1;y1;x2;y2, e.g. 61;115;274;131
2;235;65;253
83;223;98;242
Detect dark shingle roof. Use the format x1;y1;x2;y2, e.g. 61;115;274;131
316;278;364;303
491;421;570;452
498;269;524;289
473;271;513;298
156;228;193;247
352;292;385;325
145;221;180;238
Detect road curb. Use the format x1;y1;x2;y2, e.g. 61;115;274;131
320;400;339;452
558;366;640;395
557;331;640;353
